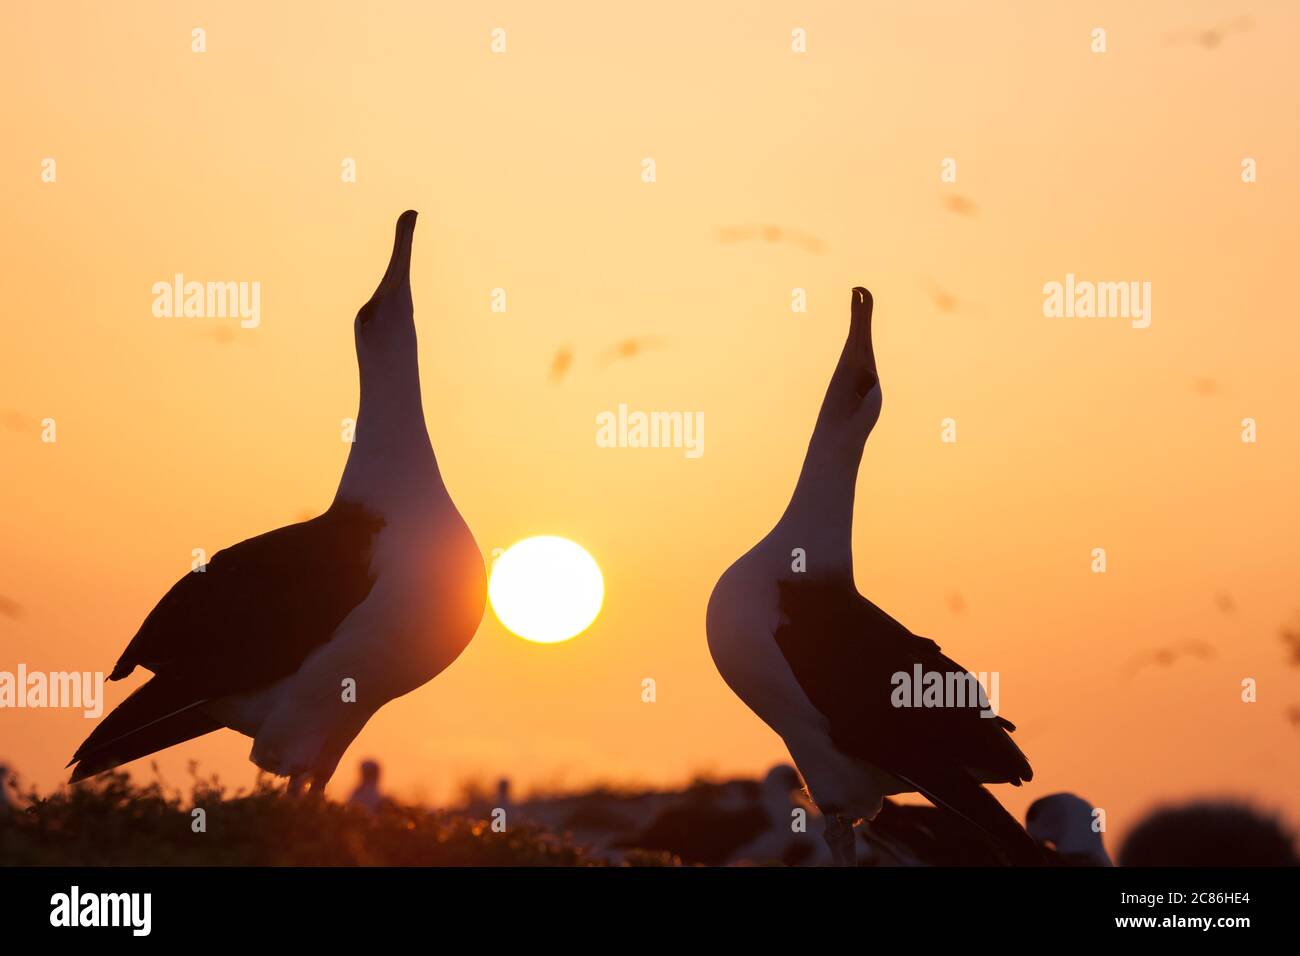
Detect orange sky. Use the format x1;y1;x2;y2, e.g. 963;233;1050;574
2;1;1298;846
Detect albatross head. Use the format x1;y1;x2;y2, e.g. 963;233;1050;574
810;287;882;456
336;210;440;504
1026;792;1110;863
355;210;419;363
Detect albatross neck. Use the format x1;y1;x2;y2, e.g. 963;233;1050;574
335;346;445;507
769;427;866;578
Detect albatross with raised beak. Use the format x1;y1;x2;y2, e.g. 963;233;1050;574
69;211;486;793
706;287;1041;865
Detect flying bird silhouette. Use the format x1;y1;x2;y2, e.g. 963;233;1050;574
941;194;978;217
1125;639;1215;676
1165;16;1252;49
203;327;241;345
599;336;667;366
0;410;28;433
918;278;966;315
1281;620;1300;666
718;224;825;254
707;287;1041;866
549;346;574;383
920;279;989;318
68;211;487;792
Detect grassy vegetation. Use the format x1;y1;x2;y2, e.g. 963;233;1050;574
0;770;628;866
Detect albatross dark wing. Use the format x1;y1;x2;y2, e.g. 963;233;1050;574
774;579;1042;864
68;501;384;780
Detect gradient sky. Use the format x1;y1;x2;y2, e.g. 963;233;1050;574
2;1;1298;845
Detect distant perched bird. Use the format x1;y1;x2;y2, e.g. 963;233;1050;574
941;194;978;217
68;212;487;793
599;336;667;367
1025;793;1111;866
1165;16;1252;50
1119;801;1298;867
494;777;515;822
718;224;825;254
1126;639;1215;675
549;346;573;383
348;759;385;813
725;764;828;865
707;287;1041;866
614;781;771;865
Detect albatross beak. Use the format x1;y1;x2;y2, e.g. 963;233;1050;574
848;286;878;395
357;210;418;325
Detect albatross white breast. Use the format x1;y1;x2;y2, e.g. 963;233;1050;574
706;287;1042;865
69;211;486;793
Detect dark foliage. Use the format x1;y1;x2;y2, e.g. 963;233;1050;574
0;771;605;867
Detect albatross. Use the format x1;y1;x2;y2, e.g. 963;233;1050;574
69;210;486;792
706;287;1042;865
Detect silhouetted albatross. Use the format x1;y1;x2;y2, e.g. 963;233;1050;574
1025;792;1112;866
69;211;486;792
707;287;1041;865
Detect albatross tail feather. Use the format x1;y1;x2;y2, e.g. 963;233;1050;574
68;679;223;782
895;764;1046;866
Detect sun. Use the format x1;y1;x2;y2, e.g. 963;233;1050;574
488;536;604;644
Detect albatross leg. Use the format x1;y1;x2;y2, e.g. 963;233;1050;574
287;773;308;798
823;814;857;867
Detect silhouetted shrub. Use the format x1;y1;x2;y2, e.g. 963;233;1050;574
1119;801;1299;867
0;772;603;866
